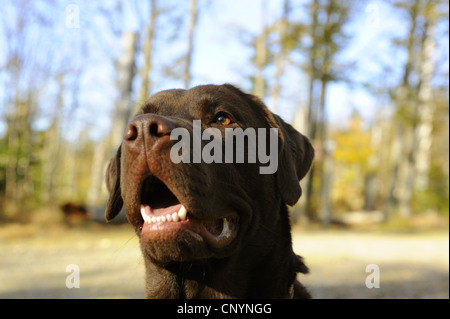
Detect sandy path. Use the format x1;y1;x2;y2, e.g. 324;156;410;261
293;230;449;298
0;225;448;298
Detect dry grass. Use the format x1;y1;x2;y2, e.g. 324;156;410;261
0;221;448;299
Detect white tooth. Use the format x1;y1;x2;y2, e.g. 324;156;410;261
156;216;161;222
178;205;187;221
140;205;148;223
171;212;179;222
166;214;172;222
161;216;166;222
151;216;157;223
219;218;232;239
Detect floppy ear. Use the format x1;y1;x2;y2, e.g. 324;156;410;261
271;113;314;206
105;145;124;221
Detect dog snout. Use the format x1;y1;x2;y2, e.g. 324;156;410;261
124;114;176;152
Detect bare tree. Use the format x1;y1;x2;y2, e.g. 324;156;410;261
413;2;438;191
184;0;199;89
139;0;159;102
87;30;138;207
271;0;291;114
0;2;52;218
41;74;65;204
388;0;445;218
253;0;268;98
298;0;353;222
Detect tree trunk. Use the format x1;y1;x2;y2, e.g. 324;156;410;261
139;0;158;103
87;140;108;207
388;0;420;218
253;0;268;98
41;75;65;204
113;30;138;146
184;0;198;89
301;0;319;222
414;17;436;190
271;0;290;114
87;30;138;207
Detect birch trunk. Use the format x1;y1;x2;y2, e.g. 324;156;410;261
389;0;420;218
184;0;198;89
414;18;436;190
253;0;268;98
87;30;138;206
271;0;290;114
139;0;158;103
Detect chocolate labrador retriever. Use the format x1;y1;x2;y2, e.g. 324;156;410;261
105;84;314;298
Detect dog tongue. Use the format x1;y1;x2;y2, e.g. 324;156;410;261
152;204;181;217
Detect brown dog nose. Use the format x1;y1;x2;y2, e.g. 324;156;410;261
124;114;176;151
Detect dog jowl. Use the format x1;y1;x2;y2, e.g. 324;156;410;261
104;84;314;299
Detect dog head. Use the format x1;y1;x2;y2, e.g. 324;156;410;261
105;84;314;265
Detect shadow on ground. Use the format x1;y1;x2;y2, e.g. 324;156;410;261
0;224;448;298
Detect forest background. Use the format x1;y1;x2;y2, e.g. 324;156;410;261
0;0;448;227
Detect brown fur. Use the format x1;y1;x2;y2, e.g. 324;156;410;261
105;84;314;298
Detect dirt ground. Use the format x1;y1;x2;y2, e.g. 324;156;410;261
0;222;448;299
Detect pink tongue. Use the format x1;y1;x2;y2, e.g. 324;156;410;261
144;203;182;217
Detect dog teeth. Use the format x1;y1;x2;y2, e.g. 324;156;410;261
140;205;146;220
178;205;187;221
140;204;187;224
140;205;150;224
218;218;232;239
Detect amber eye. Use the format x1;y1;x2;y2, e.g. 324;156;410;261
214;113;234;126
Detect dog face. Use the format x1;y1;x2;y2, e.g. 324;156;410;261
105;84;314;266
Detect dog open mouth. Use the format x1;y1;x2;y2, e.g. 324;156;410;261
139;176;238;249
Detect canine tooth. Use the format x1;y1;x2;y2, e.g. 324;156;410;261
219;218;232;239
161;216;166;222
178;205;187;221
171;212;179;222
166;214;172;222
140;205;149;223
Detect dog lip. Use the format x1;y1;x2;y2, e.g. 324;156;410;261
138;203;238;250
196;215;238;249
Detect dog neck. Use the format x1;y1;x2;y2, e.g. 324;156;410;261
143;252;296;299
143;204;302;299
143;260;235;299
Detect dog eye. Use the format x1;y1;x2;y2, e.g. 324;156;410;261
214;113;234;126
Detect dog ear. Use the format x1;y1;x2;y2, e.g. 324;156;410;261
105;145;124;221
271;113;314;206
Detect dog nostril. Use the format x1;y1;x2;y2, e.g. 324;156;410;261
124;125;138;141
149;122;159;137
149;119;175;137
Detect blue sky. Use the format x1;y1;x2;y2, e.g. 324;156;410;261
185;0;403;124
0;0;448;140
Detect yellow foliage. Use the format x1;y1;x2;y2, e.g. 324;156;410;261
330;114;375;212
333;116;374;168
